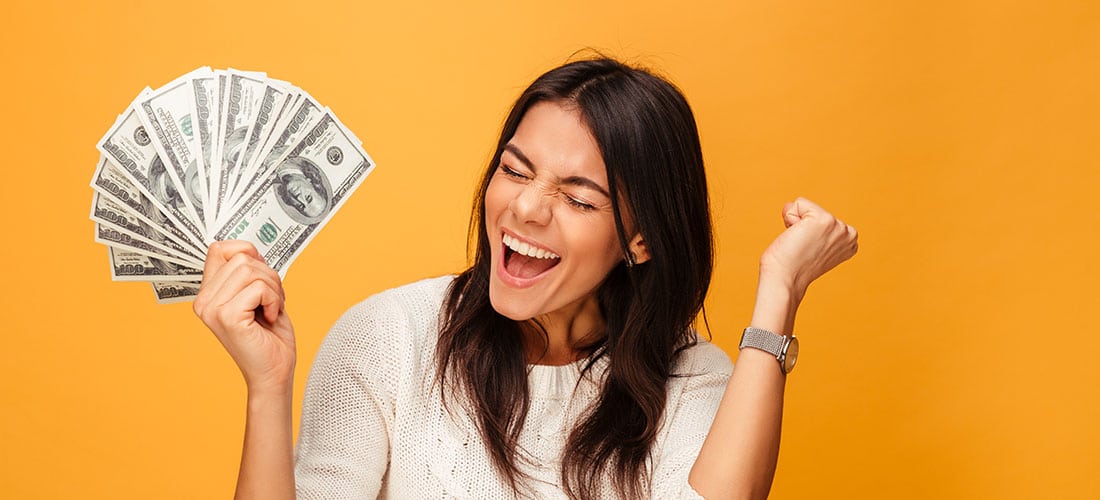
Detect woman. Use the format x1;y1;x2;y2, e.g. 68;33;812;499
194;57;857;499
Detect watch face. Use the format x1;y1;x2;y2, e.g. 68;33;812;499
783;337;799;373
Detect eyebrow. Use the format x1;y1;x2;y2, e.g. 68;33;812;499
503;143;611;198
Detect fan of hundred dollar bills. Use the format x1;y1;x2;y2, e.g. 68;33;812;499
90;67;376;303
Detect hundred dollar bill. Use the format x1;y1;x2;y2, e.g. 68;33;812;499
222;95;326;224
97;98;206;248
94;223;203;268
191;74;220;232
90;156;206;260
136;68;212;237
215;112;375;276
108;247;203;282
214;70;270;223
151;281;201;304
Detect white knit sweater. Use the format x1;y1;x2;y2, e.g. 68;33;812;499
294;276;733;499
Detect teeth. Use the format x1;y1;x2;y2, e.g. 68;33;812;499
503;234;559;259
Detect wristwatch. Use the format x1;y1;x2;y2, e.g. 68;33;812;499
739;327;799;374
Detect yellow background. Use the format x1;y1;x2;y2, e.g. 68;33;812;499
2;0;1097;498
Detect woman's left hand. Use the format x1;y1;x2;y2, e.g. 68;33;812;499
759;197;859;296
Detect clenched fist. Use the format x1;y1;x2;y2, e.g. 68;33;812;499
760;198;859;296
193;240;297;394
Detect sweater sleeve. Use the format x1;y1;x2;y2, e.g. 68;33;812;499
649;340;734;499
293;292;413;499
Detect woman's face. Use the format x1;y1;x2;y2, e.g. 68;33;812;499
485;101;629;323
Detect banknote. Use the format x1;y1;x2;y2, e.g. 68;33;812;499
191;74;220;232
108;247;203;282
208;70;230;221
215;112;374;276
151;281;202;304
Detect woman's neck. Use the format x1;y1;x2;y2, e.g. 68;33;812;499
522;294;605;365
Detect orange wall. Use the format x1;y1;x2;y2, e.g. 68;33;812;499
2;1;1097;498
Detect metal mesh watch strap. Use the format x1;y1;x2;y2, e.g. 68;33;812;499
739;327;786;357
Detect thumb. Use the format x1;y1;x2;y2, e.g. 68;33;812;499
782;201;802;228
782;197;828;228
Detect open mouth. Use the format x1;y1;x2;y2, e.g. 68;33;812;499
502;233;561;280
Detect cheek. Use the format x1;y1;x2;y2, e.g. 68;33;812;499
562;213;623;267
484;177;513;220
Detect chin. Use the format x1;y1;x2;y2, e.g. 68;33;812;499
487;273;539;321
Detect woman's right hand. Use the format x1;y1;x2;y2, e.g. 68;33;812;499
193;240;296;394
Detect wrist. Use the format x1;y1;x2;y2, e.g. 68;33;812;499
241;357;296;400
246;379;294;402
757;267;806;304
750;273;803;336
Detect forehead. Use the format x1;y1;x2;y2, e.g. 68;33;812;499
507;101;608;187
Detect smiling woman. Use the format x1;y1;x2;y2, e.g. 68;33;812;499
192;57;858;500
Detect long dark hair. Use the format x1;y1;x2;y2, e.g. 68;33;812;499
435;57;714;499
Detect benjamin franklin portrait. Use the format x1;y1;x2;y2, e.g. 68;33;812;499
273;157;332;225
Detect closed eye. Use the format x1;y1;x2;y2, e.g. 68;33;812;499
563;194;597;211
499;164;529;180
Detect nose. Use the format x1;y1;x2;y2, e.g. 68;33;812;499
510;179;553;226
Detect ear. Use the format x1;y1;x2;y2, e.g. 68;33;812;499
627;233;651;265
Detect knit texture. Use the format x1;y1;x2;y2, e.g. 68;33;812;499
294;276;733;499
